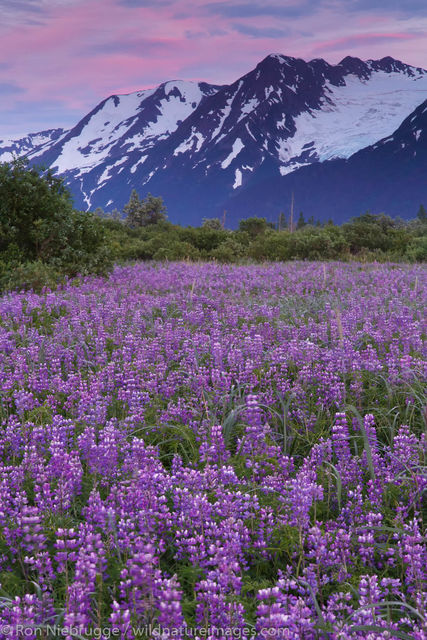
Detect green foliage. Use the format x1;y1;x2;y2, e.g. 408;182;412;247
342;213;407;254
416;204;427;222
296;212;306;229
153;240;200;261
277;211;287;230
405;235;427;262
123;189;167;228
201;217;223;230
248;230;291;261
238;216;271;239
289;225;349;260
50;210;112;275
0;157;73;262
177;225;227;255
104;211;426;266
0;158;112;292
0;261;61;293
212;236;248;263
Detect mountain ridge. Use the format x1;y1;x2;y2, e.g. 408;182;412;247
1;54;426;223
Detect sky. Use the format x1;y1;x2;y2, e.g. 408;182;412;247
0;0;426;138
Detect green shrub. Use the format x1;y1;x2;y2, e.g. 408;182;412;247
177;226;228;255
49;210;111;276
289;226;348;260
153;241;200;261
212;237;247;263
238;217;272;239
0;261;62;293
0;159;112;290
405;236;427;262
249;231;292;261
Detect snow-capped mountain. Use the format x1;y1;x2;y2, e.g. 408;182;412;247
1;54;427;223
0;128;65;163
221;99;427;225
28;80;220;209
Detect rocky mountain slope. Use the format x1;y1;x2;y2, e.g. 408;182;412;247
1;54;426;223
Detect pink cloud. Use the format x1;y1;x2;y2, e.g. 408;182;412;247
0;0;426;135
314;31;424;54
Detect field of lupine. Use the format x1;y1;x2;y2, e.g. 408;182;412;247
0;261;426;639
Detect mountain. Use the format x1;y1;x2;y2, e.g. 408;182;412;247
26;80;221;209
1;54;426;223
218;99;427;226
0;128;65;163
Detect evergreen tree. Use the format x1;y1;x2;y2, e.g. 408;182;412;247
417;204;427;222
143;193;167;225
296;212;306;229
277;212;287;231
123;190;144;228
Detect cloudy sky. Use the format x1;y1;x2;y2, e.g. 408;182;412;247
1;0;426;137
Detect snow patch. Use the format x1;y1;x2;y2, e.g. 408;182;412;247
233;168;242;189
211;82;243;141
265;86;274;99
174;128;205;155
284;71;427;163
280;162;308;176
98;157;128;185
52;82;208;173
238;98;260;121
130;155;148;173
221;138;245;169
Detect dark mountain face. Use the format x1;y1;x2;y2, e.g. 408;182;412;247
1;54;426;224
218;100;427;227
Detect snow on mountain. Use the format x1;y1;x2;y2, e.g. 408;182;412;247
0;128;65;163
119;53;427;224
51;81;216;175
219;98;427;226
31;80;220;207
152;54;427;181
2;54;427;223
278;67;427;171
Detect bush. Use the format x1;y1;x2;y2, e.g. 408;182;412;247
177;226;228;255
289;226;348;260
153;241;200;261
50;210;111;275
0;261;62;293
238;217;272;239
0;159;112;291
405;236;427;262
212;237;247;263
248;231;292;261
343;214;399;253
0;158;73;262
101;211;425;265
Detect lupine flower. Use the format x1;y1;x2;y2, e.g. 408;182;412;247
0;261;424;637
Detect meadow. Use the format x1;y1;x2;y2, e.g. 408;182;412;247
0;261;425;639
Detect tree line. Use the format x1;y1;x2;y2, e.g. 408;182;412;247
0;160;426;292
